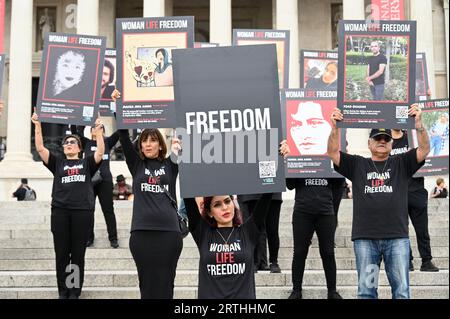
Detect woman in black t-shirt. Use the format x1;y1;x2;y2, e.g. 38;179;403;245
286;178;343;300
113;87;183;299
182;142;290;299
31;112;104;299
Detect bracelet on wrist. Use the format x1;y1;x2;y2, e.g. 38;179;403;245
416;126;425;132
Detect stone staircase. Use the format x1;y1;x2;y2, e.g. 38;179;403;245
0;199;448;299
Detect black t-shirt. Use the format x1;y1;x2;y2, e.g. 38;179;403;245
334;150;424;240
286;178;334;215
119;130;179;232
44;153;101;210
13;187;27;201
391;132;425;193
432;187;448;198
368;54;387;85
184;194;272;299
72;126;120;182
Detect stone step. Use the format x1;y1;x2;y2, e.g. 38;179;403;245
1;199;447;218
0;219;448;230
1;213;447;226
1;199;446;210
0;235;447;249
0;257;448;271
0;270;446;288
1;226;447;240
0;285;447;299
1;245;447;261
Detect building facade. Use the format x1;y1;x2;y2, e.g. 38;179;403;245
0;0;448;200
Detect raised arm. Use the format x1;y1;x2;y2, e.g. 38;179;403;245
118;129;140;174
184;198;203;233
107;130;120;149
111;89;140;173
31;111;50;165
327;107;343;166
410;103;430;163
92;118;105;164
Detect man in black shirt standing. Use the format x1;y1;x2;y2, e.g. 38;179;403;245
391;129;439;272
366;41;387;101
327;104;430;299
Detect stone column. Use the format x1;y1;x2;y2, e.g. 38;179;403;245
343;0;366;20
343;0;369;156
210;0;232;46
166;0;173;17
276;0;299;88
3;0;33;162
444;0;449;92
411;0;436;97
77;0;99;35
144;0;166;17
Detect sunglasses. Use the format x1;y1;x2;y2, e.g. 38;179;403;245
372;135;392;142
62;140;78;146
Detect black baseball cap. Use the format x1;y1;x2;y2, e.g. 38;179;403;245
369;128;392;139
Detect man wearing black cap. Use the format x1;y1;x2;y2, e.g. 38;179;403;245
327;104;430;299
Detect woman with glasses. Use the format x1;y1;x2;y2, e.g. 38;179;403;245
31;111;104;299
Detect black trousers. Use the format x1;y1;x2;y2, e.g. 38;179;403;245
408;189;432;262
89;180;118;242
129;230;183;299
292;212;337;292
244;200;282;265
51;208;93;298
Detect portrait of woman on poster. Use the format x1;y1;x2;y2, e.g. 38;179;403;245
289;101;333;156
154;48;173;87
305;61;338;90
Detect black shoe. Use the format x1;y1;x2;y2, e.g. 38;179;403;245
328;291;343;299
420;260;439;272
254;265;258;273
68;294;79;299
58;294;68;299
270;263;281;273
409;261;414;271
86;239;94;248
288;290;302;299
110;239;119;249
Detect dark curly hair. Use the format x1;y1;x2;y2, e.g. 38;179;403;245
201;195;243;228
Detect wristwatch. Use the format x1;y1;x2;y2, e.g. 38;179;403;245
416;126;425;132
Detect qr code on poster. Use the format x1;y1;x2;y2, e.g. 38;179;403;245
259;161;276;178
395;106;408;119
83;106;94;118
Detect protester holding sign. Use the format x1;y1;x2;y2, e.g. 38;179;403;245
286;177;343;299
113;88;183;299
391;129;439;272
70;122;120;249
31;110;104;299
183;141;289;299
328;103;430;299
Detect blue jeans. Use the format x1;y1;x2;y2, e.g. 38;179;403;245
370;84;385;100
354;239;410;299
430;135;442;156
